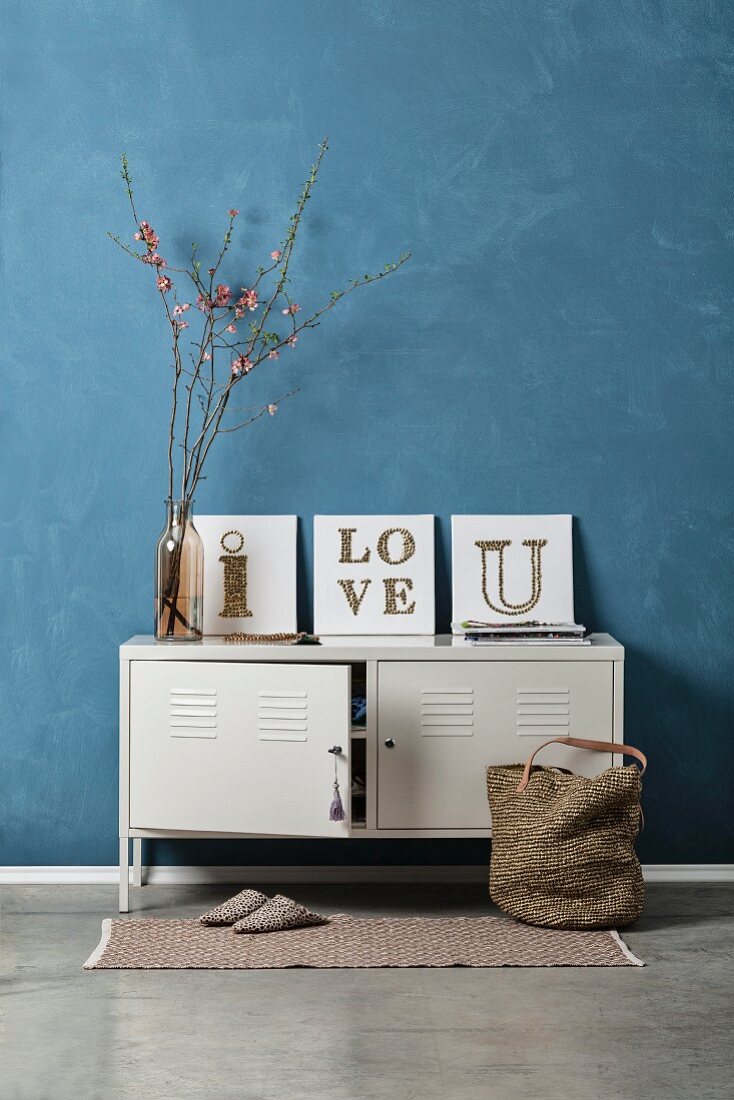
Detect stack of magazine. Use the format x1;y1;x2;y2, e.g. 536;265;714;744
452;621;590;646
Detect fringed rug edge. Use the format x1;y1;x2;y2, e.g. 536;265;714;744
609;929;644;966
84;918;112;970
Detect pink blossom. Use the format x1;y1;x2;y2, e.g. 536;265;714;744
173;302;191;315
229;208;239;217
268;349;280;360
138;221;160;251
271;250;282;261
214;284;231;307
134;232;143;241
231;354;253;377
267;404;278;416
281;302;300;315
174;320;189;330
287;335;298;348
225;323;237;334
142;252;166;267
196;293;213;312
207;267;216;276
238;288;258;312
203;352;211;361
157;275;173;292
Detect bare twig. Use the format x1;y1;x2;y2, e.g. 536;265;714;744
217;389;299;433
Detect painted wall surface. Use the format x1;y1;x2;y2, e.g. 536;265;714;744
1;1;732;866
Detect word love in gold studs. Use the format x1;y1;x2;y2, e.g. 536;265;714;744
337;526;417;616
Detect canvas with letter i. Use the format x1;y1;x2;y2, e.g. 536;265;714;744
314;515;435;634
451;515;575;628
196;515;297;636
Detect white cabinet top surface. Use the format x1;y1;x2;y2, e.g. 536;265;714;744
121;633;623;661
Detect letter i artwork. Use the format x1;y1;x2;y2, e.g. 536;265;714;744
219;530;253;618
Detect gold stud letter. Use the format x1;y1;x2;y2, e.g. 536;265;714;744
383;577;415;615
337;578;372;616
219;529;252;618
338;528;371;564
474;538;547;616
377;527;416;566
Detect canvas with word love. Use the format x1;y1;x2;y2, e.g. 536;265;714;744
314;516;435;634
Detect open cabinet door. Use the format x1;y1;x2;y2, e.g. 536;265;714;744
129;661;350;837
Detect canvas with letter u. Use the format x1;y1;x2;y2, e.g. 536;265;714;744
451;515;574;626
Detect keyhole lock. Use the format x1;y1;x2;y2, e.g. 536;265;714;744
327;745;342;756
384;738;396;749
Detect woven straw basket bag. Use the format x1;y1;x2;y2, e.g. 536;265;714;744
486;737;647;930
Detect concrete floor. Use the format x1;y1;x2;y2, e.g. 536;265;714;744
1;883;732;1100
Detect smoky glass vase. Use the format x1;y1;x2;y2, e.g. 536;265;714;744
154;499;204;642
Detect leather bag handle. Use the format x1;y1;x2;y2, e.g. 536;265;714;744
517;737;647;793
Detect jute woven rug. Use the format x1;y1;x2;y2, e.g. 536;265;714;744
84;914;643;969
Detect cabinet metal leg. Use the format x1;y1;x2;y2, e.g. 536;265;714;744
132;838;143;888
119;837;129;913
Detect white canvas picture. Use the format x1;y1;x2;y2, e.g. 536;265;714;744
196;515;297;636
451;515;574;626
314;515;435;635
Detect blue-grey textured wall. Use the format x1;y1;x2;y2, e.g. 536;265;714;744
1;1;732;867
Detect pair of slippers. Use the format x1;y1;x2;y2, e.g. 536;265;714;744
199;889;328;935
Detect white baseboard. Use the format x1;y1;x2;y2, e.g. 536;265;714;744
1;864;733;885
642;864;734;882
0;865;483;886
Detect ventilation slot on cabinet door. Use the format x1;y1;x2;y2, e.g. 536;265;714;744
258;691;308;742
420;687;474;737
516;687;570;736
169;688;217;738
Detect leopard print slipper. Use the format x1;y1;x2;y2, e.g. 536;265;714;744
233;894;329;934
199;888;268;926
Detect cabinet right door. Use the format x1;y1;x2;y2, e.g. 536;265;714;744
377;660;614;830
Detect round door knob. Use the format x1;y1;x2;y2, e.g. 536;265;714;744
384;738;396;748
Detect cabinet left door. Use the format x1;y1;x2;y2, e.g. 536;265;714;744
128;661;350;836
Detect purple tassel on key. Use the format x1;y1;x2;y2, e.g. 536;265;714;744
329;781;346;822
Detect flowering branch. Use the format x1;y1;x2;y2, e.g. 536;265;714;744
109;140;411;504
